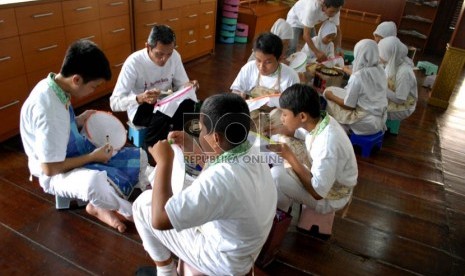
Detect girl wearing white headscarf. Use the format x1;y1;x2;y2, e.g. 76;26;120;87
248;18;294;62
324;39;388;135
378;36;417;120
302;20;337;61
373;21;397;43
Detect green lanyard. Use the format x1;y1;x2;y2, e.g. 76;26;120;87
209;141;251;167
47;73;71;109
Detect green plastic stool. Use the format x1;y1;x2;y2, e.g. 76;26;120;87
416;61;438;76
386;119;401;135
343;50;354;65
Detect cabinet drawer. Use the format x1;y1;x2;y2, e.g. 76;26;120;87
134;10;162;45
161;9;182;33
162;0;198;10
105;43;131;89
198;31;214;53
15;2;63;35
65;20;103;46
98;0;128;18
180;28;198;59
199;2;216;26
182;5;201;30
0;36;25;81
199;22;215;38
0;75;29;141
62;0;100;25
134;0;161;13
21;28;67;73
0;8;18;39
100;15;130;50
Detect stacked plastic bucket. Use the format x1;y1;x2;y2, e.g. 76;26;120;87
235;23;248;44
219;0;242;44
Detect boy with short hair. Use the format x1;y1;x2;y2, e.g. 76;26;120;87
268;83;357;214
20;40;149;232
286;0;344;61
133;93;277;275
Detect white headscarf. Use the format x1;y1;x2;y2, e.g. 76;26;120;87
378;36;414;80
270;18;293;40
352;39;387;94
373;21;397;39
318;20;337;42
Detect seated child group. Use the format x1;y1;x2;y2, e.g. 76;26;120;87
19;0;419;274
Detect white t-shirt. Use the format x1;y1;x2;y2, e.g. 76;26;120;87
110;48;189;122
230;61;300;95
301;36;335;60
165;146;277;272
286;0;340;29
20;78;70;181
296;115;358;212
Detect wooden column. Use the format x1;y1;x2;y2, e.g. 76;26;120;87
428;2;465;109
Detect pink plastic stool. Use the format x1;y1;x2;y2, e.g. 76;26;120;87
222;10;238;18
177;260;203;276
224;0;240;4
236;23;249;37
297;205;335;235
223;3;239;12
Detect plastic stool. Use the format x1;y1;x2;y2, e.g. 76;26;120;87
55;195;87;210
224;0;240;4
221;23;236;31
386;119;401;135
417;61;438;76
343;50;354;65
222;10;238;18
219;36;235;44
177;260;203;276
297;205;335;235
128;123;148;147
221;17;237;25
235;23;249;37
220;29;235;38
234;36;248;43
223;3;239;12
349;131;384;157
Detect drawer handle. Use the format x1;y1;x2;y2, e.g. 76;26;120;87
0;56;12;62
81;35;96;40
113;62;124;68
144;0;156;2
75;6;93;12
188;14;198;18
187;40;197;45
32;12;54;18
145;22;158;27
168;18;179;22
38;44;58;52
0;100;20;111
111;28;126;33
205;11;214;15
0;20;4;24
204;35;212;39
109;1;124;6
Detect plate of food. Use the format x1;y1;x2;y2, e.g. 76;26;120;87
287;52;308;72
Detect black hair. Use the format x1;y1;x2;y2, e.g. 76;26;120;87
253;32;283;60
279;84;320;119
60;39;111;83
147;25;176;48
323;0;344;8
200;93;250;147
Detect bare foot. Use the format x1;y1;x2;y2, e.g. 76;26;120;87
86;203;127;233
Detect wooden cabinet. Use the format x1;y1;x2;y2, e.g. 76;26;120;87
0;0;132;141
397;0;441;59
0;7;28;141
133;0;217;62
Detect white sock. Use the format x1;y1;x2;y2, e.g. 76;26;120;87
157;260;176;276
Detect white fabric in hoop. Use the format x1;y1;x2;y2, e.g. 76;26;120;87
246;94;281;112
83;111;127;150
153;85;198;117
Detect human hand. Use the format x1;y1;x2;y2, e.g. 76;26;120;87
324;89;334;100
76;110;97;127
343;65;352;75
267;143;293;161
316;50;328;63
148;140;174;165
91;144;113;163
187;80;200;90
168;131;199;155
138;89;160;104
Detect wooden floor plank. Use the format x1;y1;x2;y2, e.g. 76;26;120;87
0;225;87;275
